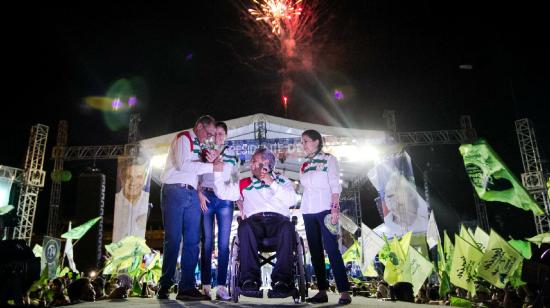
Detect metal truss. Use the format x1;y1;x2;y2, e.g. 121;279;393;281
515;118;549;233
13;124;49;244
47;121;67;236
0;165;25;183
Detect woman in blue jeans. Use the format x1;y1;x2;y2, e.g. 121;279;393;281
198;122;238;300
300;129;351;305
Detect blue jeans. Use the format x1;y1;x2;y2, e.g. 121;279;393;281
200;191;233;286
159;184;201;291
303;210;350;292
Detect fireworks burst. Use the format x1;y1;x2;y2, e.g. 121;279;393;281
248;0;303;35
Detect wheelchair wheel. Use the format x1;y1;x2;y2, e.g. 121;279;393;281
228;236;240;303
295;234;307;303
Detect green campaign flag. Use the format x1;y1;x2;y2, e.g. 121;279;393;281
408;245;434;295
0;204;14;216
526;233;550;248
474;227;490;252
378;235;392;266
103;236;151;274
342;240;361;263
383;236;409;285
444;231;454;268
460;225;478;249
508;239;531;260
459;140;544;215
436;240;451;297
450;234;483;295
478;230;523;289
61;216;101;240
508;259;526;288
450;296;472;308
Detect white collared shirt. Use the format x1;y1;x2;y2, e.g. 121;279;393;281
112;190;150;242
240;173;297;217
161;129;213;188
299;152;342;214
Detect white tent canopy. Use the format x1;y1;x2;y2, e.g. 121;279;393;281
140;113;394;183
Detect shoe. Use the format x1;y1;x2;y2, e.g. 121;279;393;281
306;292;328;303
271;281;292;298
338;296;352;305
241;280;260;292
156;286;170;299
216;286;231;301
176;288;211;301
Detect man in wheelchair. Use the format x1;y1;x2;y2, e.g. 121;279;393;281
235;148;298;298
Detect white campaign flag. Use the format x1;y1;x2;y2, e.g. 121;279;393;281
360;223;385;274
63;222;78;273
426;211;440;249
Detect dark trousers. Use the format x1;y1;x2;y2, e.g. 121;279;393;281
237;213;294;286
303;210;350;292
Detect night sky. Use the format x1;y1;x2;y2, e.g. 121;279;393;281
3;1;548;240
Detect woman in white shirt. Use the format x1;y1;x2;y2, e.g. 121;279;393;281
300;130;351;305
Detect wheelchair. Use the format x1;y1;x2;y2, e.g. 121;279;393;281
227;216;308;303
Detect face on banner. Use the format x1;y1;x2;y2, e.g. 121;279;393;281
113;157;152;243
368;153;429;237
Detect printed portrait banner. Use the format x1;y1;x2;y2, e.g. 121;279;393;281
369;152;429;237
112;156;152;242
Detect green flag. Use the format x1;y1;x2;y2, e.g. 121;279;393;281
436;240;451;297
459;140;544;215
474;227;490;252
450;296;472;308
444;231;454;268
478;230;523;289
342;240;361;263
526;233;550;248
383;237;407;285
0;204;14;216
450;234;483;295
408;245;434;295
508;260;526;288
460;225;478;249
508;239;531;260
103;236;151;274
61;216;101;240
32;244;42;258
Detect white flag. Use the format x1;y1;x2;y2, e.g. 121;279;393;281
426;211;440;249
360;223;385;275
63;222;78;273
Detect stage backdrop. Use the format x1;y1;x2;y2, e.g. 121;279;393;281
112;157;152;242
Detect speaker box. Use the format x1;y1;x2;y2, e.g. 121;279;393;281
73;172;105;273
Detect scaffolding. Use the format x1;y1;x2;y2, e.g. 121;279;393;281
13;124;49;244
515;118;549;233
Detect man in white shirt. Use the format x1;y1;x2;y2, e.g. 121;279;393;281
112;159;150;242
157;115;219;301
235;148;298;297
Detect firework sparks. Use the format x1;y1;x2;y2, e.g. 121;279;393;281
248;0;303;35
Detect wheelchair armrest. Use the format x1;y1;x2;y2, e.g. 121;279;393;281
291;216;298;225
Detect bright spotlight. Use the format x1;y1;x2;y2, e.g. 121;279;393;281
89;271;97;278
151;154;167;169
360;144;380;162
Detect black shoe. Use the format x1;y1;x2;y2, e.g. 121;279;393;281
270;281;293;298
176;288;211;301
306;292;328;303
156;286;170;299
241;280;260;292
338;296;352;305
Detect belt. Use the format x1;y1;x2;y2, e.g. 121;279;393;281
250;212;284;218
202;187;215;192
180;184;195;190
